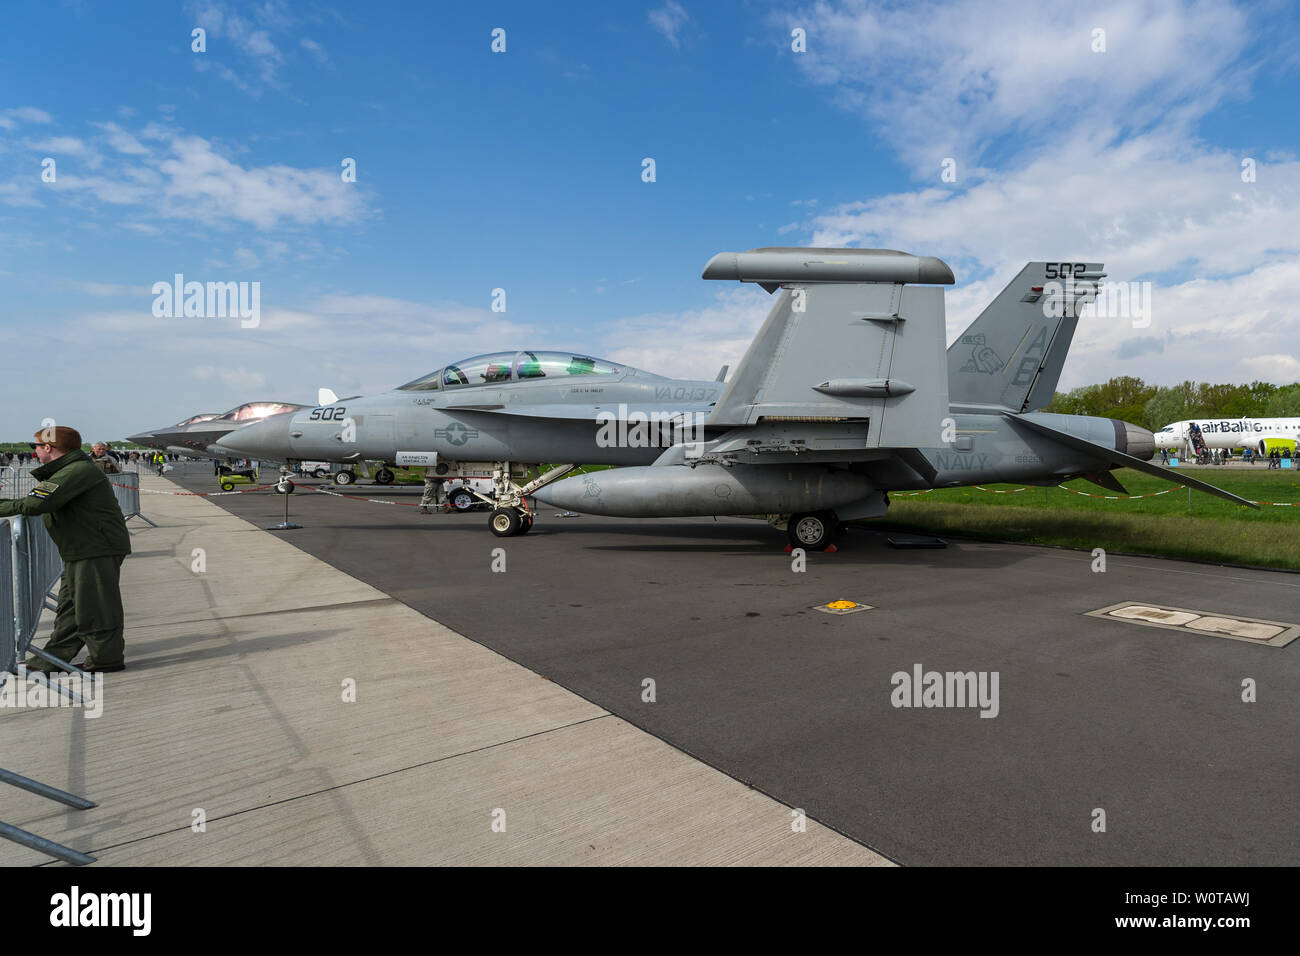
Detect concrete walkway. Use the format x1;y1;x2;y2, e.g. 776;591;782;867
1;474;889;866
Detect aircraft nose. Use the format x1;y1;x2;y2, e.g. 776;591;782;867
220;414;292;459
126;431;155;444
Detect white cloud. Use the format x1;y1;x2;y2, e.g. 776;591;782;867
599;286;772;380
1241;354;1300;381
806;132;1300;287
32;125;369;229
761;0;1300;387
0;106;53;130
195;365;267;391
93;121;150;155
28;136;87;155
0;181;42;208
187;0;285;89
648;1;690;49
300;37;329;64
781;0;1249;172
155;135;365;228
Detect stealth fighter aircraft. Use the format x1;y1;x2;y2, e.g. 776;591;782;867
128;402;307;460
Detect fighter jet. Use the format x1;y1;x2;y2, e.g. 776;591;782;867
127;412;221;451
222;352;728;528
128;402;308;460
530;248;1256;548
225;248;1252;543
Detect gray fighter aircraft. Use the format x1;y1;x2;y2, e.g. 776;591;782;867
530;248;1254;547
225;247;1251;543
128;402;307;460
222;352;728;529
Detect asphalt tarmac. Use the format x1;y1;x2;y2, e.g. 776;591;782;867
175;469;1300;865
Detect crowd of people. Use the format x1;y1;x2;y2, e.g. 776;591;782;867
1158;446;1293;467
3;446;183;476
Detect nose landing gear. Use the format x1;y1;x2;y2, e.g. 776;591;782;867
483;461;575;536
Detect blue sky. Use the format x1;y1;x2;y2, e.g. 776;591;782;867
2;0;1299;439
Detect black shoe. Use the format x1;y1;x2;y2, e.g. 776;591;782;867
22;660;69;674
84;662;126;673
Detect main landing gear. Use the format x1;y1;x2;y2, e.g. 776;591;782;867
785;510;842;551
484;461;577;537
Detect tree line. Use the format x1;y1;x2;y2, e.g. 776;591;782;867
1043;378;1300;431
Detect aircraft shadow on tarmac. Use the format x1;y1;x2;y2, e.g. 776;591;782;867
530;520;1035;569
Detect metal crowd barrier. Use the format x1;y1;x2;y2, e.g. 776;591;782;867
1;516;97;865
0;465;35;500
12;516;65;662
107;469;156;528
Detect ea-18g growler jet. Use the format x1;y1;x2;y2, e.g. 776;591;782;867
221;351;729;534
530;248;1254;547
226;247;1252;544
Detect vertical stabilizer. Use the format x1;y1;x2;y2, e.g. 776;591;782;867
702;247;954;449
948;261;1103;413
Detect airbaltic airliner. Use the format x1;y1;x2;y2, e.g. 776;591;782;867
1154;418;1300;455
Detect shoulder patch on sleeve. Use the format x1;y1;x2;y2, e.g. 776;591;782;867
30;480;59;499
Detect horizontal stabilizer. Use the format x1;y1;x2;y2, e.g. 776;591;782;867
1007;415;1258;509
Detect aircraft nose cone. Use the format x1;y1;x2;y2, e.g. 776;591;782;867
221;415;291;459
126;432;155;444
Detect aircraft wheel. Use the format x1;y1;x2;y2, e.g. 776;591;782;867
335;471;355;486
519;514;534;534
787;511;837;551
375;468;395;485
489;507;522;537
450;489;477;512
220;482;235;492
276;480;295;495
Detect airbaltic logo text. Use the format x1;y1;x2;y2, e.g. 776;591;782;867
890;664;1000;718
50;886;150;936
152;273;260;328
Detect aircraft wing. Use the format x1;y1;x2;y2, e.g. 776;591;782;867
1006;414;1259;509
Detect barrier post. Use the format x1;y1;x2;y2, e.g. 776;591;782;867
1;518;13;682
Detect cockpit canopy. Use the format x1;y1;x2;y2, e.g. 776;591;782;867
217;402;307;423
399;351;625;391
174;413;221;427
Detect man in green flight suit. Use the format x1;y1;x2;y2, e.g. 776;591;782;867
0;425;132;673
